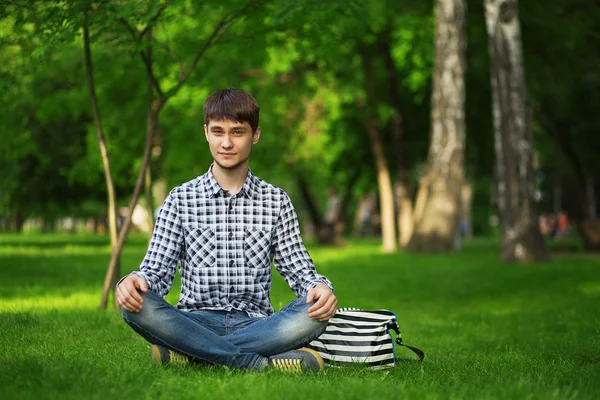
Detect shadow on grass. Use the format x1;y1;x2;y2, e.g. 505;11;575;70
1;233;599;320
0;233;148;250
313;250;600;310
0;248;150;301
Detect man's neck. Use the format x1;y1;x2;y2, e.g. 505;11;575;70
211;162;249;195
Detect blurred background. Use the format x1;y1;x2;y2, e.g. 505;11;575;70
0;0;598;267
1;3;600;397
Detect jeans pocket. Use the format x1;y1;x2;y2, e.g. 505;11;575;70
186;227;216;267
244;229;272;269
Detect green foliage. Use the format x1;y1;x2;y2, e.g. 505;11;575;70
522;0;600;209
0;0;598;235
1;235;599;398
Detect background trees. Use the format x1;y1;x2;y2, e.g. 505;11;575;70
1;0;598;263
484;0;547;261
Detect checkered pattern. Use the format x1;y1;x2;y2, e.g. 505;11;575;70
132;166;333;317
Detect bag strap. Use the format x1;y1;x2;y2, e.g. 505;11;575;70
395;338;425;361
388;322;425;361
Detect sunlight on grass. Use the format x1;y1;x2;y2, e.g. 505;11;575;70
0;246;112;256
1;234;599;399
579;282;600;296
0;290;100;312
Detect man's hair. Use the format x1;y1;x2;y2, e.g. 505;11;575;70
203;88;260;132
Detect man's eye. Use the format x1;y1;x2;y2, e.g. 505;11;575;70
234;131;244;135
213;131;223;135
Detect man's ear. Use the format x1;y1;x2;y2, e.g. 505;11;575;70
204;124;209;141
252;126;262;144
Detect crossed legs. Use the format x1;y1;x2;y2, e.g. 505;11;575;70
122;290;327;370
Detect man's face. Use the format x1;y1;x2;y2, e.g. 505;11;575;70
204;119;261;171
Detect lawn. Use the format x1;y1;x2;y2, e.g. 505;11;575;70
0;233;598;399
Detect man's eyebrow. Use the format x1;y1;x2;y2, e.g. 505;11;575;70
209;124;246;130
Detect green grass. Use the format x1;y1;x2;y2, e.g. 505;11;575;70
0;233;599;399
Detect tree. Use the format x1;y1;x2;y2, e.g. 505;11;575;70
82;8;121;306
484;0;547;261
407;0;467;252
522;1;600;250
96;0;268;308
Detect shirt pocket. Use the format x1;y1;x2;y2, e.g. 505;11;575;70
244;229;272;269
186;227;216;268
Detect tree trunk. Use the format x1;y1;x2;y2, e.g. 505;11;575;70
364;116;397;253
333;168;362;246
408;0;467;253
361;50;397;253
144;29;156;245
100;98;163;309
584;176;596;220
576;175;600;251
144;166;154;242
339;169;361;230
552;181;561;215
485;0;548;261
295;174;332;245
97;4;251;308
461;183;473;238
382;40;415;249
82;9;121;281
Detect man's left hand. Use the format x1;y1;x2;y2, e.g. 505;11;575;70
306;284;338;321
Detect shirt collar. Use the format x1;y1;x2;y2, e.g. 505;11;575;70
200;164;256;200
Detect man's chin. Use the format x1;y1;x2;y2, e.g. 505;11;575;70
214;159;246;171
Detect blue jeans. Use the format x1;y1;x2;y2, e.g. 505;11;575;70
122;290;327;370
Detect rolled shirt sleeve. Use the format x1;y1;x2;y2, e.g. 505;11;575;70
130;190;184;297
272;192;334;297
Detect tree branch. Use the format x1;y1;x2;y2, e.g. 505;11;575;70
168;0;259;98
114;17;165;99
139;2;170;38
239;62;319;84
138;42;165;99
149;34;184;79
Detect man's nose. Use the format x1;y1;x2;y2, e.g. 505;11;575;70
221;134;233;148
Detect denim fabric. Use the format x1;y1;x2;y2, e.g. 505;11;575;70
122;290;327;370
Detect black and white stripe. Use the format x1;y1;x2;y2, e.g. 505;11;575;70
307;309;401;369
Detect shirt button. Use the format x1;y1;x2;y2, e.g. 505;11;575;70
228;202;233;211
229;260;234;267
228;231;233;239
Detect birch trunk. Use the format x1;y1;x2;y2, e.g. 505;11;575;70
100;98;163;309
485;0;548;261
408;0;466;252
383;41;415;248
96;3;249;308
144;29;155;244
144;166;154;243
365;116;398;253
82;10;120;287
361;49;397;252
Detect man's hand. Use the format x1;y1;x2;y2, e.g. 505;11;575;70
116;274;148;313
306;284;338;321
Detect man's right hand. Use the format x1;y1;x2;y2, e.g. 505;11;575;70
116;274;148;313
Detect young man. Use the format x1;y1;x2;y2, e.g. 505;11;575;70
117;88;337;372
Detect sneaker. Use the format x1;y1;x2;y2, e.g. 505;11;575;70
151;344;190;365
268;347;325;372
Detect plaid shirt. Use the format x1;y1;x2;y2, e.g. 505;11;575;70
132;166;333;317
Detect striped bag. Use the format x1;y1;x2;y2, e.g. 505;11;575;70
307;308;424;369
